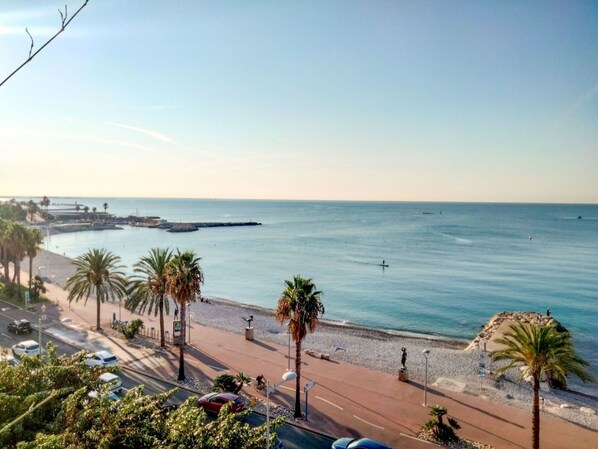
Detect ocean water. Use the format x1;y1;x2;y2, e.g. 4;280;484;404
41;198;598;393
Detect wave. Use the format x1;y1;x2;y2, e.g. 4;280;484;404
439;233;473;245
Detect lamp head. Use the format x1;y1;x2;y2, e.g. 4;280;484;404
423;348;431;355
282;370;297;382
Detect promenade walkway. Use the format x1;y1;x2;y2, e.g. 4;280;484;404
9;267;598;449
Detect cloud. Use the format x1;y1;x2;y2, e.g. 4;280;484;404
106;121;180;146
555;82;598;124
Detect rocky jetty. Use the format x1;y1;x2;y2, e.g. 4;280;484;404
466;311;567;351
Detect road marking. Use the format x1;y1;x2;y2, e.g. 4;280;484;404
315;396;344;410
1;333;12;339
207;365;227;372
279;385;294;391
353;415;385;430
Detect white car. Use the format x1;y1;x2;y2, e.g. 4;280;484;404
85;350;119;367
0;354;20;366
12;340;41;358
98;372;123;393
88;373;123;401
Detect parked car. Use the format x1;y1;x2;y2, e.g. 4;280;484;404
98;372;123;393
88;372;123;401
331;438;392;449
11;340;41;358
0;354;20;366
198;392;246;414
85;351;119;367
7;319;32;335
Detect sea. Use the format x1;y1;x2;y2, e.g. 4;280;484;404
21;198;598;394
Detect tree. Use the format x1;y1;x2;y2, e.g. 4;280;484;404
492;322;594;449
91;207;97;220
423;405;461;443
1;343;280;449
31;275;47;300
165;250;203;381
0;218;9;282
83;206;89;220
39;196;50;216
65;248;129;330
25;228;44;293
126;248;173;348
103;202;108;216
26;200;38;222
75;203;80;217
5;221;29;294
1;1;90;89
275;275;324;418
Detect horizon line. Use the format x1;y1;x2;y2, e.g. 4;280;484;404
1;194;597;207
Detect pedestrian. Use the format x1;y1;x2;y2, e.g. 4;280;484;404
546;307;550;317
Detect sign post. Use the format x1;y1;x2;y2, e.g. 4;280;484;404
304;381;316;421
173;320;182;346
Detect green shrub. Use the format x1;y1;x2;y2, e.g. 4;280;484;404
31;275;47;300
121;319;144;340
213;372;252;394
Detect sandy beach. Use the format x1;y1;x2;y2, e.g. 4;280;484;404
33;248;598;432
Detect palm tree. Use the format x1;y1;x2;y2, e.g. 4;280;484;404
103;202;108;215
39;196;50;215
0;218;10;282
83;206;89;220
275;275;324;418
492;322;594;449
65;248;129;330
75;203;80;218
92;207;97;220
5;221;29;294
26;200;37;222
126;248;173;348
25;228;43;293
165;250;203;381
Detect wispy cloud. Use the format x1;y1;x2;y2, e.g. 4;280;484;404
106;121;180;146
555;82;598;124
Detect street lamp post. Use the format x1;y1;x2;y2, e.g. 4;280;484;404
423;348;430;406
266;370;297;448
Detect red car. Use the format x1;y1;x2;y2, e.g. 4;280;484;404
198;392;246;414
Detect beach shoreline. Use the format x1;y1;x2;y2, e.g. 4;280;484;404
32;248;598;430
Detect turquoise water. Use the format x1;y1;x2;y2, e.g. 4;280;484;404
45;198;598;392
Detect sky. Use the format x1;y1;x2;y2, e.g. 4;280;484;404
1;0;597;203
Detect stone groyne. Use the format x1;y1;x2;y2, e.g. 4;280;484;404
466;311;567;351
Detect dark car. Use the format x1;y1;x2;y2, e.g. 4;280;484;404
198;392;246;415
331;438;392;449
7;319;33;335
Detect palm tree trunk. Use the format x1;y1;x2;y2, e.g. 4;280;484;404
178;300;186;381
159;295;165;348
28;256;33;293
532;376;540;449
96;285;101;330
15;261;22;299
294;340;302;418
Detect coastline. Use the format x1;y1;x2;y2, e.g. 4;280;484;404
33;248;598;430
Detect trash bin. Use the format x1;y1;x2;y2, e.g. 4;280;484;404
245;327;254;341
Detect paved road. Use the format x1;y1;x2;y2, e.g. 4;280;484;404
0;308;335;449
